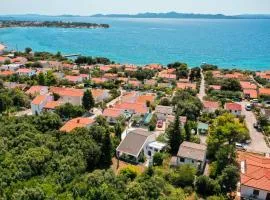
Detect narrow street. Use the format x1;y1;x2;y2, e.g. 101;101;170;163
198;68;206;101
240;101;270;154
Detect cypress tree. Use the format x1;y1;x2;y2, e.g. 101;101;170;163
168;113;182;155
184;121;191;141
82;89;95;110
100;131;112;168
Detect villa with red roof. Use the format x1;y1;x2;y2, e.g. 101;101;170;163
0;70;15;77
224;102;242;116
50;87;84;105
17;68;36;76
60;117;95;133
259;88;270;97
103;108;124;123
209;85;221;91
240;81;257;90
177;82;196;90
31;95;52;115
243;89;258;99
26;86;49;96
158;73;176;81
65;75;83;83
238;152;270;200
43;101;63;111
91;77;108;84
203;101;219;113
114;102;148;115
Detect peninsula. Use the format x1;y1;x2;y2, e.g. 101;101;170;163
0;20;110;29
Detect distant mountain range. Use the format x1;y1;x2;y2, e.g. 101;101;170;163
1;12;270;19
91;12;270;19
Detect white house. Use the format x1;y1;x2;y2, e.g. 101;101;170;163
225;102;242;116
17;68;36;77
0;64;22;71
31;95;52;115
175;141;207;172
145;141;166;158
116;129;156;163
239;153;270;200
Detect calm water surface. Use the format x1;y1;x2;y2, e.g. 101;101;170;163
0;16;270;70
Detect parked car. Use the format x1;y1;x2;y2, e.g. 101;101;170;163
235;142;247;151
157;120;163;128
245;104;252;111
253;123;262;131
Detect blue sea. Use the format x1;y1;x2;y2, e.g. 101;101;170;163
0;15;270;70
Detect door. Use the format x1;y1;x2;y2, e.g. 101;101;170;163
266;193;270;200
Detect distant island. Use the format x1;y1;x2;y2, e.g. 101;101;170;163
0;20;110;29
91;12;270;19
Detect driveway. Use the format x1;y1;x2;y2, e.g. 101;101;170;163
240;101;270;154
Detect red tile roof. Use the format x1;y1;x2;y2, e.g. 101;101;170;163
243;89;258;99
103;108;123;118
177;82;196;90
209;85;221;90
50;87;84;97
92;77;108;84
60;117;95;133
17;68;33;73
240;81;257;90
32;95;48;105
26;85;48;95
44;101;62;109
203;101;219;109
238;153;270;191
259;88;270;96
159;73;176;79
114;102;148;114
225;102;242;111
0;70;15;76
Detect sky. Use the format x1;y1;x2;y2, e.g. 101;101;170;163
1;0;270;15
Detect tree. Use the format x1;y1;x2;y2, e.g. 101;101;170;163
159;97;170;106
38;72;46;86
114;122;122;139
167;113;182;155
195;175;220;197
99;131;112;168
184;121;191;141
82;89;95;111
46;71;57;86
207;113;249;159
25;47;32;54
0;93;12;113
153;152;164;166
218;165;239;194
55;103;85;119
221;78;241;91
169;164;196;187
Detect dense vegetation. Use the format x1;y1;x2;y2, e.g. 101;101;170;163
0;20;109;29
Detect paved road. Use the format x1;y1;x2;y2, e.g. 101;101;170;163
106;88;125;107
198;68;206;101
250;75;263;88
240;101;270;154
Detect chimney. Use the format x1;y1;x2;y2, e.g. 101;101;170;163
77;119;80;123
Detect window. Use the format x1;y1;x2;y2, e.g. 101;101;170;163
253;189;259;196
148;151;151;156
180;157;185;162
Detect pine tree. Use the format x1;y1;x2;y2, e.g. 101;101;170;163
184;121;191;141
168;113;182;155
82;89;95;111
